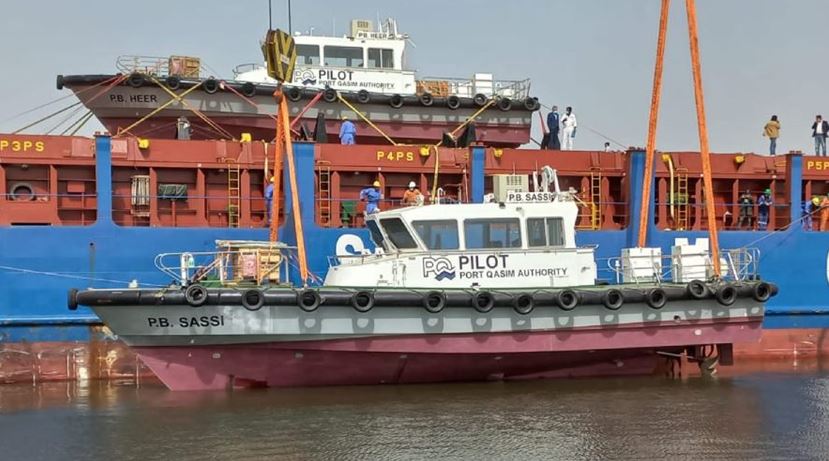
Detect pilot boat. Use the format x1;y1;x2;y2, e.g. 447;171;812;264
69;170;774;390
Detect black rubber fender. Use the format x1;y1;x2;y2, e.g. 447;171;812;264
645;288;667;310
686;280;708;300
262;289;299;306
389;94;404;109
351;291;375;313
372;291;424;307
241;82;257;97
715;284;738;306
203;78;219;94
419;92;434;107
56;74;65;90
423;291;446;313
356;89;371;104
513;293;534;315
241;288;264;311
752;282;772;302
556;289;579;311
497;97;512;111
602;288;624;310
323;88;337;103
577;290;603;306
128;73;145;88
166;75;181;90
471;291;495;313
67;288;79;310
473;93;487;107
446;95;461;110
523;97;540;111
286;86;302;102
8;182;35;201
185;284;209;307
297;289;321;312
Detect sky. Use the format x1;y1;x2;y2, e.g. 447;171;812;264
0;0;824;154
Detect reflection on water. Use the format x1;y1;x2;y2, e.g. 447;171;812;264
0;371;828;461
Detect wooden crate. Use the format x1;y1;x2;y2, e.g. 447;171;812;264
416;80;450;97
168;56;201;78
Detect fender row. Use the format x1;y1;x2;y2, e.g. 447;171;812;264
69;281;777;316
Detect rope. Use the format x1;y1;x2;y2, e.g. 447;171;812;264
12;101;82;134
146;75;235;139
64;110;95;136
448;99;495;138
335;91;399;145
0;75;121;125
220;81;278;121
0;264;167;287
45;104;85;135
115;80;205;137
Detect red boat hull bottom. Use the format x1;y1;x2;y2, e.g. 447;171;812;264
135;345;669;391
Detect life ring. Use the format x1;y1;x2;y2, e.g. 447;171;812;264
184;284;208;307
715;284;737;306
323;88;337;103
128;73;145;88
752;282;772;302
472;291;495;313
241;288;264;311
356;89;371;104
601;289;624;310
423;291;446;313
473;93;488;107
419;92;434;107
645;288;667;309
8;182;35;201
687;280;708;299
203;78;219;94
513;293;534;315
165;75;181;90
298;289;321;312
446;95;461;110
523;97;540;111
389;94;404;109
286;86;302;102
497;97;512;111
351;290;375;313
557;289;579;311
241;82;257;97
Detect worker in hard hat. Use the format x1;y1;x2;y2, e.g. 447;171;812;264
803;196;820;231
402;181;423;206
757;188;772;231
265;176;275;225
820;193;829;231
359;180;383;215
737;189;754;229
176;116;191;140
339;115;357;145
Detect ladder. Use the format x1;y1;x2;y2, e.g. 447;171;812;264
675;167;689;230
589;168;602;230
317;163;332;226
226;158;241;228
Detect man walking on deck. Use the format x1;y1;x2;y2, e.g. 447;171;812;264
763;115;780;155
812;115;829;156
737;189;754;229
265;177;274;225
340;116;357;145
561;107;577;150
757;189;773;231
360;181;383;215
546;106;561;150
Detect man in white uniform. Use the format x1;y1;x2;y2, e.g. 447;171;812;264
561;106;577;150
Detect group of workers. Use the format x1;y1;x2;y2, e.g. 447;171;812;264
543;106;578;150
359;181;424;215
735;189;773;230
761;114;829;156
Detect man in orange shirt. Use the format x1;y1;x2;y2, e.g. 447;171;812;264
820;194;829;231
402;181;423;206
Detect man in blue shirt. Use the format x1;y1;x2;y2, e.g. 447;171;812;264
360;181;382;215
545;106;560;150
340;116;357;145
757;188;772;231
265;177;274;225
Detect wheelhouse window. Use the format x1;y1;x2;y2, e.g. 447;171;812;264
297;44;321;65
324;46;364;67
527;217;565;247
464;218;521;249
367;48;394;69
413;220;459;250
379;218;418;249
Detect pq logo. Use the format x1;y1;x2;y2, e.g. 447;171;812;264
423;257;456;281
297;69;316;86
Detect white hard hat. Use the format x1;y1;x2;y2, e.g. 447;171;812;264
408;181;416;188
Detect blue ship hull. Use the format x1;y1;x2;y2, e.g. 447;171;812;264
0;136;824;381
